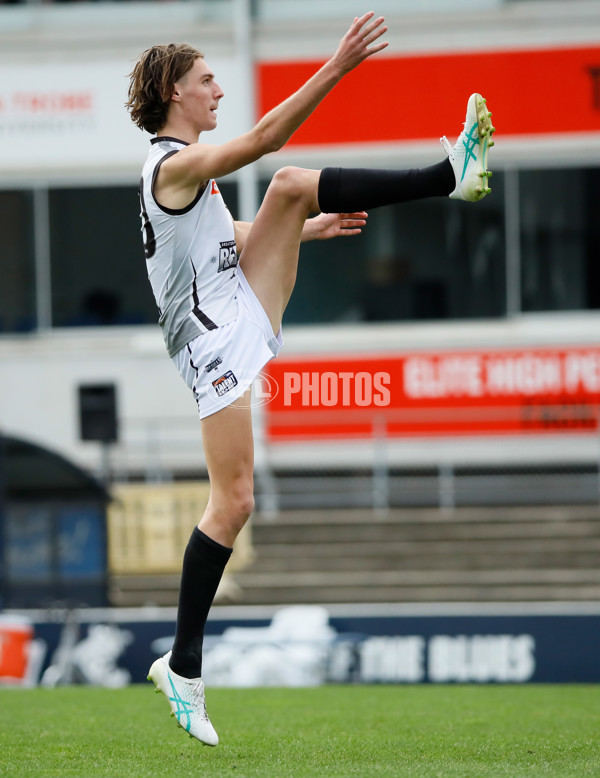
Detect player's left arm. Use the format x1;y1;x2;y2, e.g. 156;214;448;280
234;212;367;254
301;211;368;241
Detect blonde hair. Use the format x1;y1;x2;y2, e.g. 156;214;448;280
126;43;203;133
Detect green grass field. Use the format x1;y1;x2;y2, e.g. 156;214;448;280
2;685;599;777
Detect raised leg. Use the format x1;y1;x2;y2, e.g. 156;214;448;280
239;166;322;335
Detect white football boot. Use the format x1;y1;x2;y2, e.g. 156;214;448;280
441;93;495;202
148;652;219;746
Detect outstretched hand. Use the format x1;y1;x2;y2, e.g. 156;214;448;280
306;211;368;241
331;12;388;75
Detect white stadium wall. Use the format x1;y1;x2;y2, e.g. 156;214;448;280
1;1;600;479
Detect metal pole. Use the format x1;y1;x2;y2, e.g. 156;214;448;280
597;406;600;507
252;395;279;519
0;432;6;608
504;168;521;318
372;415;389;515
234;0;259;222
438;462;455;513
33;185;52;330
233;0;274;517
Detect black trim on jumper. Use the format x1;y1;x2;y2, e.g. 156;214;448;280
138;176;156;259
151;136;190;146
190;257;218;331
150;150;207;216
186;342;200;397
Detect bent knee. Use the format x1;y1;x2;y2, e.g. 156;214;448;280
269;166;314;205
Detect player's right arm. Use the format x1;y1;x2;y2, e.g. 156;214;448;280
162;12;387;187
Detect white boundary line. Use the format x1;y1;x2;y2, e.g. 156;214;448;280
7;601;600;624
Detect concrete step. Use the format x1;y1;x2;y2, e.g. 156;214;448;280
222;583;600;606
110;566;600;605
109;575;600;607
251;519;600;545
252;506;600;526
233;567;600;589
253;534;600;571
255;535;600;558
107;507;600;607
255;550;600;573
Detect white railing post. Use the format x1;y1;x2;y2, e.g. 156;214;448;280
252;384;279;519
438;461;455;513
372;415;389;515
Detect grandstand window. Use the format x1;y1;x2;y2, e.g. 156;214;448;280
0;190;36;333
48;182;239;328
49;186;155;327
520;167;600;313
277;171;507;324
3;170;600;333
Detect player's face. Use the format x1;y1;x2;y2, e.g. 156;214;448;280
175;57;224;132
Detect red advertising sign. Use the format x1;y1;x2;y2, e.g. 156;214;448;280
262;347;600;441
258;46;600;145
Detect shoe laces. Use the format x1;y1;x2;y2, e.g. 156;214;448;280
191;679;210;721
440;135;453;156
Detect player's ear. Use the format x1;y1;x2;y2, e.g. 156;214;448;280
170;85;182;103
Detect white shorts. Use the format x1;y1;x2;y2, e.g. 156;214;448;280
172;267;283;419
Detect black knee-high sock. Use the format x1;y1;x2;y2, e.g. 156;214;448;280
169;527;232;678
317;159;454;213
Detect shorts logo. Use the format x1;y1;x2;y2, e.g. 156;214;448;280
212;371;238;397
218;240;238;273
204;356;223;373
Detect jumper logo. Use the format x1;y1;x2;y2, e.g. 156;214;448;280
211;180;220;195
461;122;479;181
218;240;238;272
283;371;391;407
